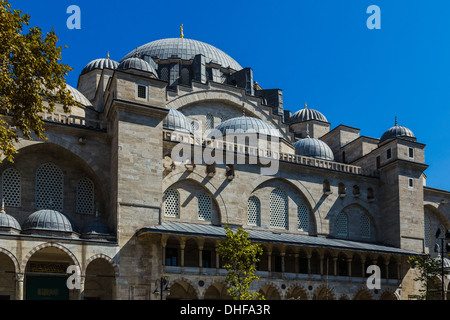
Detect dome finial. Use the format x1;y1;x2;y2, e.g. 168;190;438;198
395;116;398;126
180;24;184;39
107;51;110;60
0;198;5;214
304;102;308;109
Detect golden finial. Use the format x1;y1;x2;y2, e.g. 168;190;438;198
304;102;308;109
107;51;110;60
180;24;184;38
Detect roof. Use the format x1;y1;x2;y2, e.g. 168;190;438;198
213;116;281;138
163;108;193;134
66;84;92;107
121;38;242;71
294;137;335;161
289;107;328;124
81;58;119;75
137;221;419;256
117;57;158;77
380;125;415;143
22;209;77;233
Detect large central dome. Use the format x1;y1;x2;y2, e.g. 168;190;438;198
121;38;242;71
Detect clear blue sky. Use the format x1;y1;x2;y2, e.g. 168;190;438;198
15;0;450;191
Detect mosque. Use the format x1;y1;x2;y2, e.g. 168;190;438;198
0;27;449;300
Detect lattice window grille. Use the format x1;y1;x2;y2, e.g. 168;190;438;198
206;114;214;131
247;196;260;227
360;214;371;239
163;188;179;218
297;202;309;232
76;178;94;215
35;163;63;211
1;168;21;207
424;215;431;248
160;67;169;82
198;193;211;222
336;212;348;237
270;188;288;229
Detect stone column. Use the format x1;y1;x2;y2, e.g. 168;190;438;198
16;273;24;300
180;238;186;270
347;258;352;279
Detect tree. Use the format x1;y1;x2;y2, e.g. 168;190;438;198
0;0;77;162
408;254;441;300
218;225;264;300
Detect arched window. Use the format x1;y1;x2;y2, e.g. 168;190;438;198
323;180;331;194
353;185;360;197
297;201;309;232
206;113;214;131
247;196;260;227
270;188;288;230
163;188;179;218
198;193;212;222
424;215;431;248
360;214;371;239
335;212;348;237
35;163;63;211
1;168;21;207
367;188;374;201
338;183;346;197
76;178;94;215
181;67;190;86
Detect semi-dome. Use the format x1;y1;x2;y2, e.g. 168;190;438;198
122;38;242;71
0;210;21;232
289;104;328;124
117;57;158;77
380;119;415;142
22;209;77;234
81;58;119;75
163;108;193;134
294;137;335;161
214;116;281;138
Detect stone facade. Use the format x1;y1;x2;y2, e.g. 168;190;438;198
0;36;448;301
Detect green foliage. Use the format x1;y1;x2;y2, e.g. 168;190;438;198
0;0;77;162
218;225;264;300
408;254;441;300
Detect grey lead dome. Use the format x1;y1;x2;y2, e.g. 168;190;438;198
22;209;77;233
117;57;158;77
163;108;193;134
380;125;415;143
214;116;281;138
289;107;328;124
294;137;335;161
81;58;119;75
122;38;243;71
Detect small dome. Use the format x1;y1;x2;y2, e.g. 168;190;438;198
0;211;21;232
294;137;335;161
81;58;119;75
380;124;415;142
163;108;193;134
214;116;281;138
22;210;77;233
66;84;93;107
83;220;112;236
117;57;158;77
289;105;328;124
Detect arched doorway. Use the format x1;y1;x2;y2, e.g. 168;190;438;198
0;251;17;299
24;246;77;300
167;280;198;300
204;282;232;300
286;286;308;300
312;286;335;300
84;258;116;300
258;284;280;300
